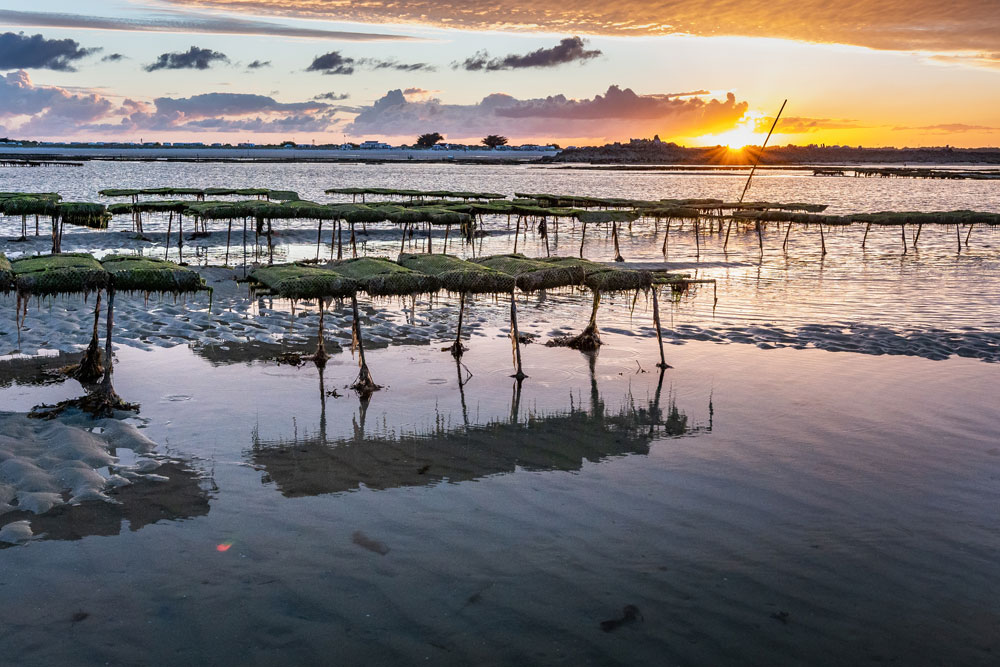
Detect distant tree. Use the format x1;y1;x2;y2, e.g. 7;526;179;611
482;134;508;149
550;143;561;150
416;132;444;148
280;140;297;147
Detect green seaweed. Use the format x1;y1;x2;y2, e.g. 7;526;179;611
101;255;207;293
397;253;515;294
331;257;440;296
12;253;109;296
250;264;358;300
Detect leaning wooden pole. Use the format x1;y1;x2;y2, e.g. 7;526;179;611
725;99;787;251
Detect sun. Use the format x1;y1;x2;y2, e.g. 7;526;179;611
691;112;767;150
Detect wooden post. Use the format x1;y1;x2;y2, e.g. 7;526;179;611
313;298;329;367
579;221;587;258
509;292;527;380
612;221;624;262
449;292;466;357
226;219;233;265
914;223;922;248
862;222;871;248
819;223;826;255
652;287;670;369
901;224;907;254
662;220;670;255
165;213;173;260
783;222;792;250
242;217;247;277
350;294;380;394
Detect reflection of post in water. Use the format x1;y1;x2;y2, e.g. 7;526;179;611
317;365;327;443
353;392;371;441
250;355;714;498
510;374;523;424
456;356;471;428
587;350;603;417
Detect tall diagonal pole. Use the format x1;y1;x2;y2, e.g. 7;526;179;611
725;99;788;252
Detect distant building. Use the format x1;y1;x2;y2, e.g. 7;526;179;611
359;140;392;149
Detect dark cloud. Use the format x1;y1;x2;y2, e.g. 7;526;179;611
0;9;417;42
306;52;354;75
246;59;270;69
346;85;748;142
159;1;1000;56
307;52;434;74
357;58;435;72
0;32;100;72
101;53;125;62
457;37;601;71
313;91;350;101
144;46;229;72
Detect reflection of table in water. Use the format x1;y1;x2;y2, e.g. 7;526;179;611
249;361;712;498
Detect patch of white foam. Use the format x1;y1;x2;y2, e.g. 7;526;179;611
0;520;32;544
0;412;169;536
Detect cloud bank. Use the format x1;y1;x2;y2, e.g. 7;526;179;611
345;86;748;142
0;9;417;42
163;1;1000;55
0;70;339;137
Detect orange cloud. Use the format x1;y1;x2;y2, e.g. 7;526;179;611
165;1;1000;54
754;116;871;133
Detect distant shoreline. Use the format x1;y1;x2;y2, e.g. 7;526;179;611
0;146;556;164
553;143;1000;165
3;144;1000;167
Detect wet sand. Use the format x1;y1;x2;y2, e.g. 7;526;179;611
0;335;998;665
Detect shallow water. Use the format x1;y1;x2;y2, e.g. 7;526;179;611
1;162;999;665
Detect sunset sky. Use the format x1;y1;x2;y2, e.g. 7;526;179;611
1;0;999;147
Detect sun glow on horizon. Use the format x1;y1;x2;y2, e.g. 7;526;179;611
689;111;766;149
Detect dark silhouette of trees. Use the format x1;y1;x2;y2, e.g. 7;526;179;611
416;132;444;148
482;134;508;149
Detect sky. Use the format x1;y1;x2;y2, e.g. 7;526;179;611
1;0;999;147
